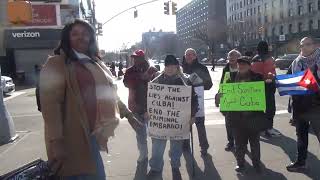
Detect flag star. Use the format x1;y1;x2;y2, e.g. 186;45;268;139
304;79;311;85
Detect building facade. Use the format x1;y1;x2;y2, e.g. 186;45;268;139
0;0;94;84
176;0;227;59
227;0;320;55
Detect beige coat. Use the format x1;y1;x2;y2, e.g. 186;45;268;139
40;54;111;176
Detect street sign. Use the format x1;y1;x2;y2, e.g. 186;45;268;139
279;35;285;41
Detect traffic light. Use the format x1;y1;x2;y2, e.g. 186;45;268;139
172;2;177;15
134;10;138;18
97;23;103;36
164;1;169;15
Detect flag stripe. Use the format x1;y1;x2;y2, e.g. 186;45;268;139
279;90;315;96
276;83;299;88
278;86;308;92
276;71;305;80
275;76;303;84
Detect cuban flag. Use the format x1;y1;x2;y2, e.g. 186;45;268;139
275;69;319;96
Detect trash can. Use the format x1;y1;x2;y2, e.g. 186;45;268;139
16;70;25;84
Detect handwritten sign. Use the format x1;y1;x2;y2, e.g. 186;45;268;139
219;81;266;111
147;82;192;140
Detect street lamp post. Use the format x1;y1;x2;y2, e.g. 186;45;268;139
0;66;18;145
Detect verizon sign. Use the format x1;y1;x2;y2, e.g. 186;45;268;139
12;31;40;38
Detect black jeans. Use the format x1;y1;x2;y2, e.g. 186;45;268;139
234;128;260;167
265;83;276;129
295;108;320;164
225;115;234;145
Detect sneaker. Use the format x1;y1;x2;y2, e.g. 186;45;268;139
267;128;281;137
224;143;234;151
235;165;245;173
172;168;182;180
286;162;307;172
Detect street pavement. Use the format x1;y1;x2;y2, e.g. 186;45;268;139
0;66;320;180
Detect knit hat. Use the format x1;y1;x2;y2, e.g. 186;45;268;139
164;55;179;66
237;56;252;65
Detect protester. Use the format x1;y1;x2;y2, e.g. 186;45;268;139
182;48;213;156
110;62;116;77
211;58;215;71
251;41;280;137
286;37;320;172
147;55;198;180
34;64;42;112
227;56;269;173
123;49;159;164
216;49;241;151
40;19;121;179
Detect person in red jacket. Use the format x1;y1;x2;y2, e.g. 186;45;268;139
123;50;159;164
251;41;281;137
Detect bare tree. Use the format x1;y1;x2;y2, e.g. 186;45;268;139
193;27;215;56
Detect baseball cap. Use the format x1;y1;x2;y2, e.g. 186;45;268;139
131;50;145;57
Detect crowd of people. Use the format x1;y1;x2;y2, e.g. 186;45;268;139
38;19;320;180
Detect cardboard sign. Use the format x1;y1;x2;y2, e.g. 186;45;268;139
219;81;266;111
147;82;192;140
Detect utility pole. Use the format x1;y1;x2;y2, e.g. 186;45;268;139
0;66;18;145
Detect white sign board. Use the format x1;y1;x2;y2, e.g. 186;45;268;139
194;86;205;117
147;82;192;140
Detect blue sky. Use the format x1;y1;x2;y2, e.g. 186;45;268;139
95;0;191;52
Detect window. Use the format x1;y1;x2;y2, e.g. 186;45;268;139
318;0;320;10
318;20;320;29
289;9;293;16
265;3;268;10
280;0;283;6
280;25;284;35
298;6;303;15
309;20;314;30
258;6;261;13
240;1;243;8
272;1;275;8
308;3;314;13
272;27;276;36
289;24;293;33
298;22;303;32
265;15;268;23
280;11;284;19
254;8;256;14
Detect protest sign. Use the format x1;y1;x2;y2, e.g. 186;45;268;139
147;82;192;140
194;86;204;117
219;81;266;111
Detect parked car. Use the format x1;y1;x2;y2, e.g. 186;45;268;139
216;58;227;65
275;54;299;70
1;76;15;94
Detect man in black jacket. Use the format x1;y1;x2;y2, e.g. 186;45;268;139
182;48;213;156
286;37;320;172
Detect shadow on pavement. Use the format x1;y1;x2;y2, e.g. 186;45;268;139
260;134;320;179
183;151;222;180
236;162;287;180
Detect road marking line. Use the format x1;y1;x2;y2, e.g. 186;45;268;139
4;92;26;102
11;114;42;118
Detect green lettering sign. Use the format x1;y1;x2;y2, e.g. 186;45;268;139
219;81;266;111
